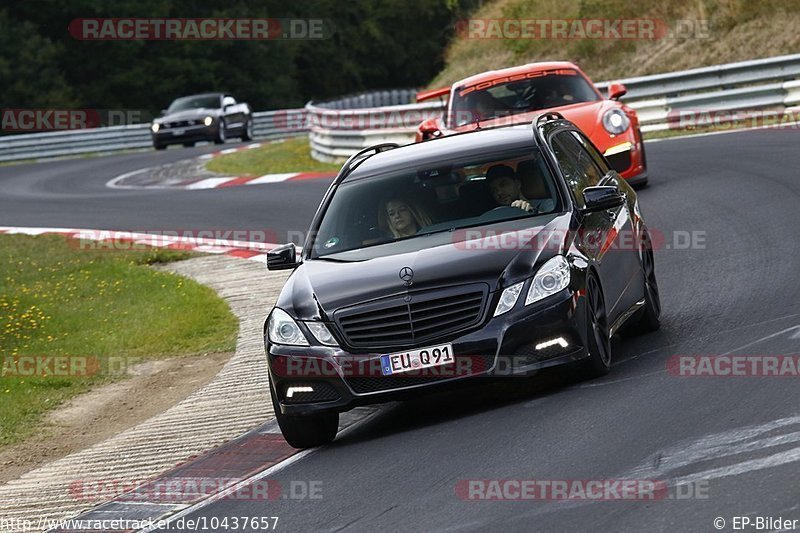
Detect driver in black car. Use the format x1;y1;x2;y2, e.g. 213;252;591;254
486;164;536;212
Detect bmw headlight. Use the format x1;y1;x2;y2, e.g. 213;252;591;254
305;322;339;347
525;255;571;305
494;282;523;317
151;123;160;133
268;308;309;346
602;109;630;135
203;116;214;126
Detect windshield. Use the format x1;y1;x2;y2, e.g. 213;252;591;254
449;70;600;128
311;147;562;258
167;95;221;112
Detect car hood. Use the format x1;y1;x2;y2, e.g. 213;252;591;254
450;99;614;138
277;213;573;320
157;108;218;122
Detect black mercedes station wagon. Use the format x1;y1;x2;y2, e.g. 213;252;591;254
265;114;661;448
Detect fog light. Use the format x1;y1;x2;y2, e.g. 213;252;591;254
286;386;314;398
535;337;568;350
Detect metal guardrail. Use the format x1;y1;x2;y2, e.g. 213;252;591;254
4;54;800;164
0;109;308;163
307;53;800;162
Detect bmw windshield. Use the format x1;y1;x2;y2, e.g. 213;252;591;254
311;147;563;259
449;70;600;128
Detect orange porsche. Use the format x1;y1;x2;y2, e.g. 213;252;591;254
416;62;647;186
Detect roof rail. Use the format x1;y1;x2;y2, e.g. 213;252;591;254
338;143;399;179
534;112;565;126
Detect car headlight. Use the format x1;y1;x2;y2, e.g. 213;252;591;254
305;322;339;347
268;308;309;346
151;123;160;133
203;116;214;126
494;282;523;317
602;109;630;135
525;255;571;305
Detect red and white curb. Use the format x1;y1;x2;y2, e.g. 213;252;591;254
107;141;336;190
0;226;296;262
183;170;336;190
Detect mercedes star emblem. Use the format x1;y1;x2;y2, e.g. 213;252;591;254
399;266;414;285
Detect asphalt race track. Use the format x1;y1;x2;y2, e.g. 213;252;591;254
3;129;799;531
0;142;333;243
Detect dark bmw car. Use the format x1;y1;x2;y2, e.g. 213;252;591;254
265;113;661;448
150;92;253;149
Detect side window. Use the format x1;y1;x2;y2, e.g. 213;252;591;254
222;96;236;107
571;131;610;176
551;131;604;206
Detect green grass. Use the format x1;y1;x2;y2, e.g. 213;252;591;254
431;0;800;88
0;234;238;446
205;137;340;176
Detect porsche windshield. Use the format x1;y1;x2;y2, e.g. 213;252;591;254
311;147;562;258
449;71;600;127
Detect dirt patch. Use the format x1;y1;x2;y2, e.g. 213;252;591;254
0;351;231;485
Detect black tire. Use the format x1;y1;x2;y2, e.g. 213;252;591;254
581;273;612;378
182;141;195;148
270;380;338;449
241;119;253;141
214;120;226;144
623;230;661;335
154;143;166;151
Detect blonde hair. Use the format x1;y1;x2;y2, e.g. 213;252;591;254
378;198;432;238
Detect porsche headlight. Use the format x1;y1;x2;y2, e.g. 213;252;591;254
525;255;571;305
268;308;309;346
305;322;339;347
602;109;630;135
151;123;160;132
203;116;214;126
494;282;523;317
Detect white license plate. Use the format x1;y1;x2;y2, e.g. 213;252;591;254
380;343;454;376
172;129;185;135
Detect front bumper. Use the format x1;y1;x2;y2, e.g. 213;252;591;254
151;124;219;145
601;130;647;183
266;289;588;416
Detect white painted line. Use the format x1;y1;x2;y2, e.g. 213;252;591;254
247;173;299;185
219;148;239;155
185;177;237;190
106;168;155;189
719;325;800;355
135;409;383;533
0;227;68;235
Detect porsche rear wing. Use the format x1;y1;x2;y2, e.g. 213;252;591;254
416;87;450;103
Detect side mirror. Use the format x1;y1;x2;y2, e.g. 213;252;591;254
607;82;627;100
416;117;442;142
267;243;299;270
582;186;625;213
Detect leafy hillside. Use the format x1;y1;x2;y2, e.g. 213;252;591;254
431;0;800;87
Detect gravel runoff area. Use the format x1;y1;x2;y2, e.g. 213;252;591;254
0;255;290;532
